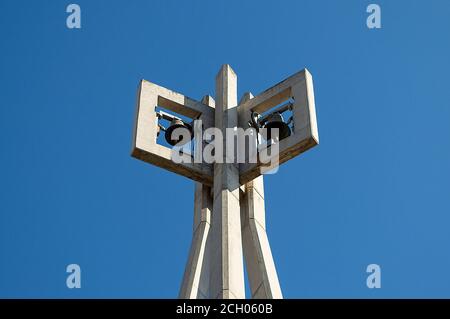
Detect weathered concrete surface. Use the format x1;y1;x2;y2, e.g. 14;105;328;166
209;65;245;299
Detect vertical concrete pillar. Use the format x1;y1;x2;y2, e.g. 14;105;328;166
209;65;245;299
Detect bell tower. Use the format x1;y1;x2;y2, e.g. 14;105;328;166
131;65;319;298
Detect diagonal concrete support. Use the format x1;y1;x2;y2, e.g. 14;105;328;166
178;183;212;298
240;175;283;299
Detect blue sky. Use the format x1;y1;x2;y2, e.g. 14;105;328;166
1;0;450;298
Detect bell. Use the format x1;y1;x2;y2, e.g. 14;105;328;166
262;112;291;141
164;119;193;146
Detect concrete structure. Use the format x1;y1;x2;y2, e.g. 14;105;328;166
132;65;319;299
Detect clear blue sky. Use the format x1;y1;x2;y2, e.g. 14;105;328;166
1;0;450;298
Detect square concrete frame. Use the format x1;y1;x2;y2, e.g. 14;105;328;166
238;69;319;185
131;80;215;185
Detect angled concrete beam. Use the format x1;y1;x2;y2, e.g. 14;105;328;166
241;176;283;299
179;182;212;299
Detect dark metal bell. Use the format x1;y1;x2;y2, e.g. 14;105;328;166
164;119;193;146
262;112;291;141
